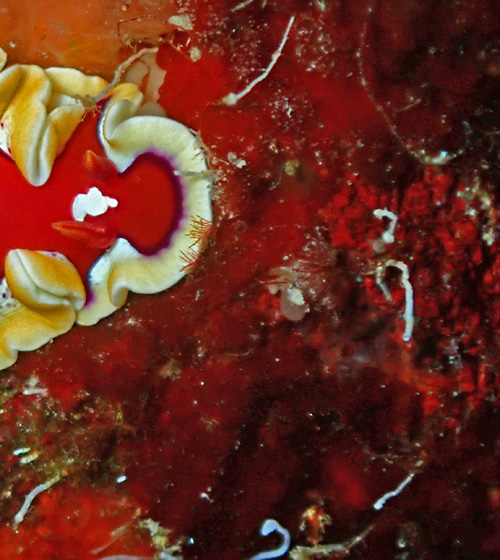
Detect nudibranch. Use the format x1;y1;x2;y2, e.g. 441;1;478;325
0;48;212;369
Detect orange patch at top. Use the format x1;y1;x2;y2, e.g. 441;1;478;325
0;0;177;78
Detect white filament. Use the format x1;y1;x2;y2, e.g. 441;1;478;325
13;474;61;526
248;519;291;560
223;16;295;106
373;208;398;244
373;472;415;511
376;260;415;342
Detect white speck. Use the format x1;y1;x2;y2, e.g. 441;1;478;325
223;16;295;106
116;475;127;484
168;14;193;30
13;447;31;456
435;150;450;164
72;186;118;221
227;152;247;168
373;472;415;511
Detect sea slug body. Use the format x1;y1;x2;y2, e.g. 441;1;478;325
0;48;212;369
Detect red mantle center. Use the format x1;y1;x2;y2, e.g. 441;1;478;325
0;109;181;282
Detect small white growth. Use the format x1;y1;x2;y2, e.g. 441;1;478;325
22;375;48;396
13;447;31;456
248;519;291;560
19;451;40;465
168;14;194;30
227;152;247;168
373;472;415;511
430;150;451;165
376;260;415;342
287;286;305;306
284;160;300;176
13;474;61;526
223;16;295;106
190;47;202;62
281;285;309;322
267;267;310;322
139;518;184;560
373;208;398;244
72;186;118;221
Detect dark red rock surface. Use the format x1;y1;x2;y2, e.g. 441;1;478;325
1;1;500;559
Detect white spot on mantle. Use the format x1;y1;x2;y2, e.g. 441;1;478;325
72;186;118;221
